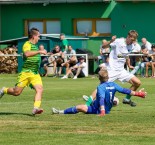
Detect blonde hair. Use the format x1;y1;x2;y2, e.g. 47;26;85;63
98;69;109;82
128;30;138;41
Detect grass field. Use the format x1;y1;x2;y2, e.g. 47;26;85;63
0;74;155;145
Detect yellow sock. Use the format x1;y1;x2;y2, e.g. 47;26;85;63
34;101;41;108
3;88;8;94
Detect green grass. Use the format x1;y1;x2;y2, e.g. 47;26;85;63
0;74;155;145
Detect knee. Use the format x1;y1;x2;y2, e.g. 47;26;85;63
36;86;43;94
135;80;141;87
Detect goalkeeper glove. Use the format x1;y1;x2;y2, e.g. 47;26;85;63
99;109;105;117
134;92;146;98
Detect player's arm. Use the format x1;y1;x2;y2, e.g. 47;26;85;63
23;43;47;57
104;35;116;48
115;83;147;98
97;87;106;116
126;57;134;69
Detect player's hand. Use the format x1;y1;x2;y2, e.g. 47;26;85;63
111;35;116;42
98;110;105;117
135;88;147;98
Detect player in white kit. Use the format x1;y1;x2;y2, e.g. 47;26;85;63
84;30;141;107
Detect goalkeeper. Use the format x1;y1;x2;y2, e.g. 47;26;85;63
52;69;146;116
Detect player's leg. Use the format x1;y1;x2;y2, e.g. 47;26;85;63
83;89;97;106
117;69;140;107
31;74;44;115
0;72;28;98
123;76;141;107
52;104;88;114
0;87;24;98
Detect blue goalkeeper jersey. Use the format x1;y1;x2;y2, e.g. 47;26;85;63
93;81;131;114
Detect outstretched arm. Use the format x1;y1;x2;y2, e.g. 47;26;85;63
115;83;147;98
103;35;116;48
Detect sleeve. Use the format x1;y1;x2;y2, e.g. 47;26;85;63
97;86;106;107
114;83;131;95
110;39;119;48
22;43;31;52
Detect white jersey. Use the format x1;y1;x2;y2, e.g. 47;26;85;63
109;38;132;71
77;62;87;76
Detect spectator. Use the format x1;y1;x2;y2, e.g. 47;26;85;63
129;40;141;75
141;38;152;53
145;44;155;77
131;45;150;77
48;45;64;76
96;39;110;65
60;33;68;52
61;56;87;79
61;45;77;79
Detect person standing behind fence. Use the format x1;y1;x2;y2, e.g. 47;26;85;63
0;27;47;115
60;33;68;52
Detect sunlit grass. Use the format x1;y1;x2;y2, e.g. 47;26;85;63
0;74;155;145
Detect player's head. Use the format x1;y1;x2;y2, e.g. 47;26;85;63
98;69;109;82
28;27;40;43
126;30;138;45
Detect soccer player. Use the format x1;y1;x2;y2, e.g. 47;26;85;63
84;30;141;107
0;27;47;115
52;69;146;116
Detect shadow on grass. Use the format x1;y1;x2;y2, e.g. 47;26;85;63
0;112;34;117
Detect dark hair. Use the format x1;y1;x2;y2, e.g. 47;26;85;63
141;45;146;49
60;33;65;36
151;44;155;49
28;27;39;39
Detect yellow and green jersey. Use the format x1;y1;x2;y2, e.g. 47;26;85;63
21;41;41;74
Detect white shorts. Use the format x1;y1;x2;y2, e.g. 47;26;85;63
108;69;134;82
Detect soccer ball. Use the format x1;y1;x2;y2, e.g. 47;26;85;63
113;96;119;106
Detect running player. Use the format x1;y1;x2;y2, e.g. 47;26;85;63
0;28;47;115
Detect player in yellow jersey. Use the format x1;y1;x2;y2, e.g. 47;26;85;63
0;28;47;115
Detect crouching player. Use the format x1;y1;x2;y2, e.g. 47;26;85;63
52;69;147;116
